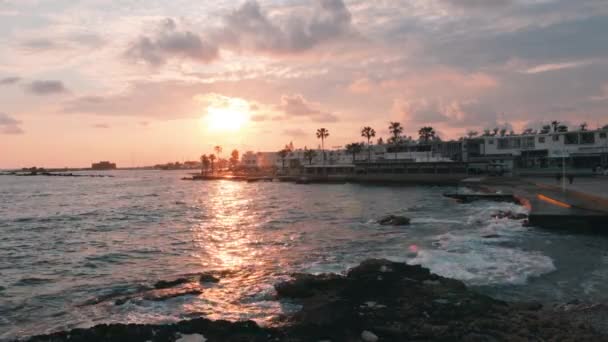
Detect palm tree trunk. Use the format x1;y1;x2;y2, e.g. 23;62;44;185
322;138;325;164
368;138;371;161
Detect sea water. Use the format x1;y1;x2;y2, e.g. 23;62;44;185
2;170;608;339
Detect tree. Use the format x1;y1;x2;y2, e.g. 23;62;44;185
388;122;403;160
200;154;208;175
483;129;491;136
316;128;330;163
209;154;216;174
303;147;317;165
522;128;534;135
345;142;364;163
230;149;239;169
361;126;376;161
499;128;507;137
418;126;436;161
278;149;289;171
377;137;384;145
467;131;479;138
580;122;588;131
551;121;560;133
492;127;499;136
418;126;436;142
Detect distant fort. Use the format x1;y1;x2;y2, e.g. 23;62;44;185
91;161;116;170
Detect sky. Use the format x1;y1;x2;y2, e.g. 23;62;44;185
1;0;607;168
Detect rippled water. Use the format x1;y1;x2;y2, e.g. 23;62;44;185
2;170;608;340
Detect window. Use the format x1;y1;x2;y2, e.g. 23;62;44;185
552;135;559;142
497;139;509;149
565;133;579;145
538;137;545;143
488;139;494;145
581;132;595;144
600;132;607;139
522;137;534;148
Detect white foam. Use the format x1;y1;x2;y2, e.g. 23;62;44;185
410;246;555;286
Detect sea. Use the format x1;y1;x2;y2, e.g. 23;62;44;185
2;170;608;340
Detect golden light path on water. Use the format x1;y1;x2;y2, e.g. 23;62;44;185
185;181;297;324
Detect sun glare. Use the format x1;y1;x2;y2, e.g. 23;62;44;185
203;96;250;132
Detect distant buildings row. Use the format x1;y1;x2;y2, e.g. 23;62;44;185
91;161;116;170
241;127;608;175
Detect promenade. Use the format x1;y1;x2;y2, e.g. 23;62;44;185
475;176;608;232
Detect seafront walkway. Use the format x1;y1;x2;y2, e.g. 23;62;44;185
525;176;608;213
472;176;608;231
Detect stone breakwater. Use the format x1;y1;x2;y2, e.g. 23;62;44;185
24;259;606;342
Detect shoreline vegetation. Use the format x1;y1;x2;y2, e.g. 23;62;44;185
23;259;607;342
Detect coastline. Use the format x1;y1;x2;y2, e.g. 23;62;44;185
23;259;607;342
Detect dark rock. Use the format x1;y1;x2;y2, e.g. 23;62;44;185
154;278;190;289
378;215;411;226
199;273;220;283
493;210;528;220
26;259;607;342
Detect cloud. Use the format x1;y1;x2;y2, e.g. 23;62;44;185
125;18;218;66
523;60;591;74
216;0;353;55
22;38;56;50
439;0;514;9
20;32;104;51
0;112;24;134
283;128;307;138
0;76;20;85
92;123;110;128
394;98;499;128
26;80;68;95
124;0;354;66
278;94;339;122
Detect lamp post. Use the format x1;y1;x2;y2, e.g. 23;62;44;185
562;149;566;192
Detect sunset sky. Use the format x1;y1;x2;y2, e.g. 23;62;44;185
1;0;607;168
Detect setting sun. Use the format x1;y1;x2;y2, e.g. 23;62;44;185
202;95;250;132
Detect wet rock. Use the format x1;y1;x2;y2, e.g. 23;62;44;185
493;210;528;220
361;330;379;342
27;259;607;342
175;333;207;342
199;273;220;283
378;215;411;226
154;278;190;289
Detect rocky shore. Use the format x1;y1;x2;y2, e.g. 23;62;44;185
24;259;607;342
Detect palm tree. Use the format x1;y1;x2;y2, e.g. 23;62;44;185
492;127;499;136
200;154;207;175
361;126;376;161
551;121;560;133
418;126;436;161
580;122;588;131
418;126;436;142
345;143;364;163
303;147;317;165
388;122;403;160
467;131;478;138
316;128;330;163
230;149;239;169
209;154;216;174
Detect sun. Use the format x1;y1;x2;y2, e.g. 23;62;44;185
202;96;250;132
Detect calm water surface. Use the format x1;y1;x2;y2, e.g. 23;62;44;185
2;170;608;339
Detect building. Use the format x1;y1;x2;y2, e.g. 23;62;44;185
463;127;608;174
91;161;117;170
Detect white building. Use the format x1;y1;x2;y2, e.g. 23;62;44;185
464;127;608;173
